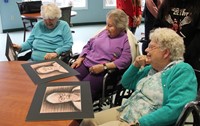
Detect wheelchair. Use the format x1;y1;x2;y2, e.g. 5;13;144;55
68;53;129;111
175;100;200;126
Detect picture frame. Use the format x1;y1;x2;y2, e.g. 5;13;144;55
26;81;94;121
5;33;18;61
22;59;80;84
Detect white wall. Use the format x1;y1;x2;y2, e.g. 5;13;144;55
0;15;2;33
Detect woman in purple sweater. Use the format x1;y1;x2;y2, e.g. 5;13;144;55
71;9;132;101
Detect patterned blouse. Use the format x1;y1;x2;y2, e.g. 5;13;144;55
118;61;180;124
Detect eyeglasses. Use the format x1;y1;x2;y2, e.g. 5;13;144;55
146;45;160;51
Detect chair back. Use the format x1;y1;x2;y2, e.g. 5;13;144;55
16;1;41;42
60;6;72;26
16;1;42;14
126;28;140;61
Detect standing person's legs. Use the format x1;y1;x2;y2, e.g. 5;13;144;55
80;106;123;126
130;27;137;34
143;15;156;55
143;18;151;55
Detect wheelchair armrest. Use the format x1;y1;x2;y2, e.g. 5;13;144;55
106;69;117;74
175;100;200;126
17;50;32;61
138;37;147;43
102;68;126;99
68;53;80;66
59;50;72;57
70;53;80;59
59;50;73;63
106;68;126;75
101;68;135;107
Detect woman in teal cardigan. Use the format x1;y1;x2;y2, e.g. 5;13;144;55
13;3;73;61
80;28;197;126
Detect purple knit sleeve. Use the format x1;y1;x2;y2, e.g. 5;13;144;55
113;38;132;70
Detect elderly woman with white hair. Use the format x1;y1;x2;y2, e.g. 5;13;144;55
80;28;198;126
13;3;73;61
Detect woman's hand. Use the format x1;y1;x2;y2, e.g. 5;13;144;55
44;52;58;60
134;55;150;68
135;15;142;27
12;43;21;52
89;64;104;74
133;15;142;27
71;57;85;68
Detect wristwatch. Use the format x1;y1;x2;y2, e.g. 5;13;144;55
103;63;108;70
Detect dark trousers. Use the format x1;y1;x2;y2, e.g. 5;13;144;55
75;63;106;101
143;4;157;55
130;27;137;34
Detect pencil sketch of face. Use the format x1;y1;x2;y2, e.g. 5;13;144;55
8;47;15;61
46;86;81;104
35;62;67;74
46;92;80;103
31;61;69;79
40;86;81;113
36;65;57;74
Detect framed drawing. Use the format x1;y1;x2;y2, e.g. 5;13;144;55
26;81;94;121
22;59;80;84
5;33;18;61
